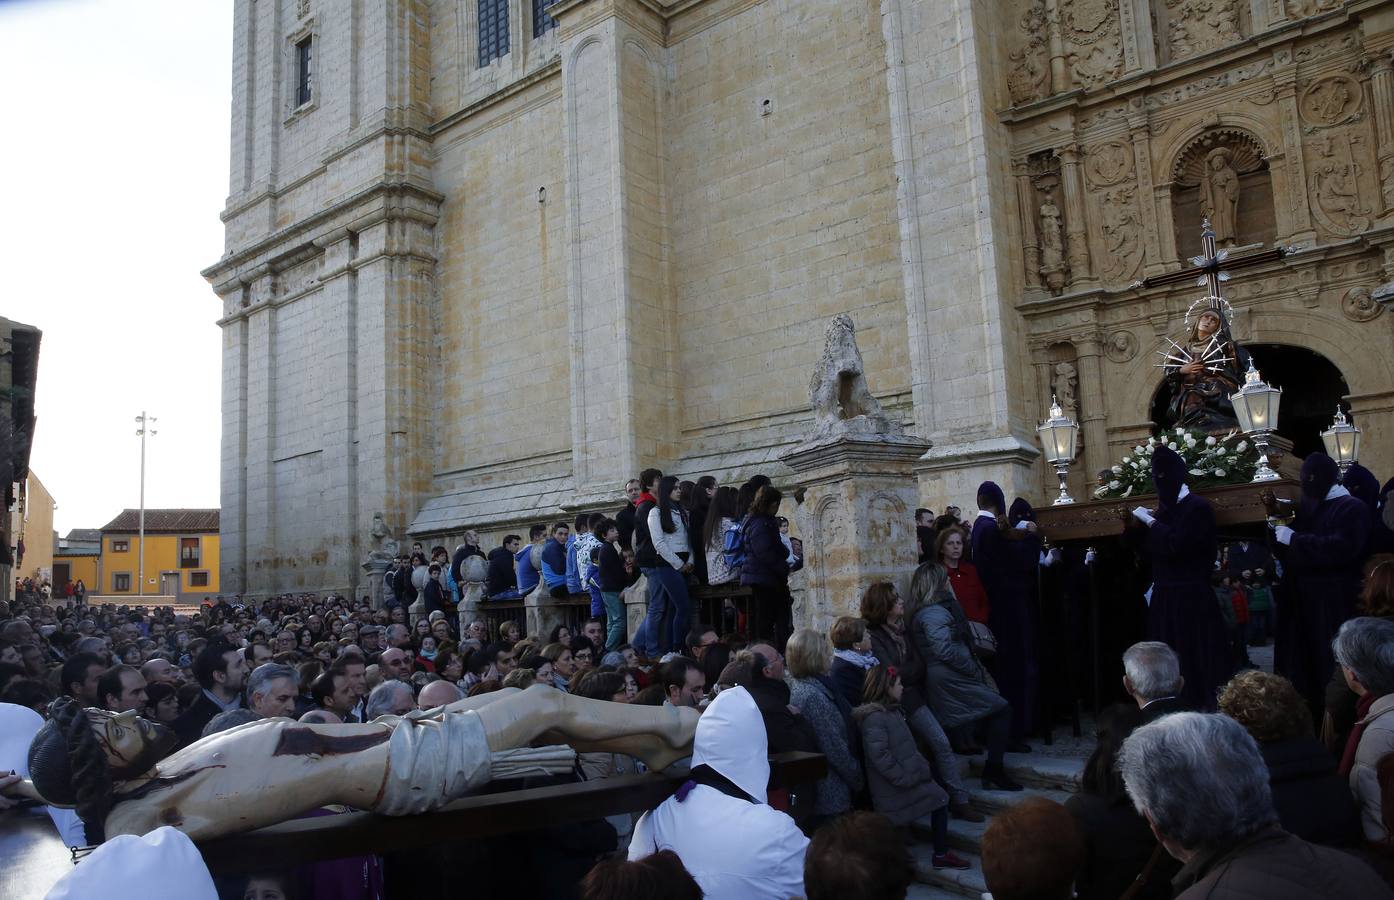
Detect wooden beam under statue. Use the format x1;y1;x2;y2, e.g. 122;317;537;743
194;751;826;874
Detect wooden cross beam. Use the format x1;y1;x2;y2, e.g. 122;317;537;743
1138;220;1289;292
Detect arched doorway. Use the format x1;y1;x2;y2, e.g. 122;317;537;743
1149;344;1350;459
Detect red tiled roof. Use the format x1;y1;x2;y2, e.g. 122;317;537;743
99;509;220;534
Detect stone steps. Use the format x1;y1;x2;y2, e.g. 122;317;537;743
909;751;1085;899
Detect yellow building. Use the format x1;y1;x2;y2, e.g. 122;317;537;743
10;471;55;583
97;509;220;598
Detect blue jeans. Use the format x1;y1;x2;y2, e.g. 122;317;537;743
588;583;605;617
602;591;625;651
648;564;691;653
635;567;666;658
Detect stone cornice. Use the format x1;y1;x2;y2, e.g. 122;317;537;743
429;57;562;137
202;178;444;291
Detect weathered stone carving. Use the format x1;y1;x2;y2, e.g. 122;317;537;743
1300;75;1363;127
1166;0;1242;61
1099;187;1145;282
1200;148;1242;245
297;0;312;18
1310;135;1372;236
367;512;400;562
1105;330;1139;362
1342;285;1383;322
1039;198;1069;293
1084;140;1133;187
808;314;900;441
1285;0;1341;17
1065;0;1124;91
1008;0;1052;105
1053;361;1080;419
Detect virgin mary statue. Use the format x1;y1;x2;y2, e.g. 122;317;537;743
1162;306;1250;432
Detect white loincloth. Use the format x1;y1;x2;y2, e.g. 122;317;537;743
377;708;575;816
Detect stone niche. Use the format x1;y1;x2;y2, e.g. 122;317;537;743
1170;129;1275;255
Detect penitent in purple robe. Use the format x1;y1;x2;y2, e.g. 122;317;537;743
972;484;1038;739
1126;461;1230;713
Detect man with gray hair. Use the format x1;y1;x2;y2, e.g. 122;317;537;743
365;679;416;719
1121;641;1186;721
1120;712;1390;898
247;663;300;719
1333;616;1394;843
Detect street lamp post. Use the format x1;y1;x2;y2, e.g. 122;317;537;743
135;412;156;596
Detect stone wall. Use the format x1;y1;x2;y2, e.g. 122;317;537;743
207;0;1394;599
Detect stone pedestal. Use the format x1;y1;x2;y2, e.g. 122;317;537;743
457;580;485;637
623;574;650;644
361;558;390;611
523;581;571;642
781;434;932;633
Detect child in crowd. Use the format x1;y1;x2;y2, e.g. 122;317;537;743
1245;568;1274;646
855;664;970;871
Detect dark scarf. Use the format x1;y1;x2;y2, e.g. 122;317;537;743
1300;453;1339;521
1152;445;1187;511
1339;691;1380;779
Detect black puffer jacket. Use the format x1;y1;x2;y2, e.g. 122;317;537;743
739;514;788;588
853;702;947;825
1261;735;1360;847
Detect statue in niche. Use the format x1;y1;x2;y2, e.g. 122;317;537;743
1053;361;1079;419
1199;148;1241;246
1038;198;1067;292
808;314;900;440
1161;305;1251;431
21;693;698;844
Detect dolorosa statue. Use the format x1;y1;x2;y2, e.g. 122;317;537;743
23;687;698;845
1162;306;1250;432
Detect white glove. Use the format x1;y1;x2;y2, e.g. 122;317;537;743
1084;550;1097;565
1132;507;1155;526
1274;525;1294;546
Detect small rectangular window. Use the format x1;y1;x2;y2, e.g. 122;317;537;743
478;0;509;67
113;573;131;592
533;0;560;37
112;540;129;553
190;571;210;588
180;537;201;568
295;36;313;107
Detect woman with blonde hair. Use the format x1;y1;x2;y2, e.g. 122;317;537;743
786;627;864;826
906;562;1020;791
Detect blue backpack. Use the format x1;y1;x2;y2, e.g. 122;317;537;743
722;520;747;569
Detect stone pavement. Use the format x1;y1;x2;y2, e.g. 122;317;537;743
909;741;1090;899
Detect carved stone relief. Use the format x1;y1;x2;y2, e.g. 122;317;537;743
1285;0;1341;17
1065;0;1124;91
1009;0;1052;105
1029;154;1069;294
1299;75;1363;128
1105;330;1139;362
1084;141;1145;283
1166;0;1243;62
1341;286;1383;321
1309;133;1372;237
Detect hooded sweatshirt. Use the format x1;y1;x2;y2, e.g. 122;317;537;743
629;687;809;900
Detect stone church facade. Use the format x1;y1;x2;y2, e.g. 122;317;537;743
206;0;1394;596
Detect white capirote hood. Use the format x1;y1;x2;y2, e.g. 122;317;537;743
690;685;769;802
45;825;217;900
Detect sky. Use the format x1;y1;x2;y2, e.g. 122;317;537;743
0;0;231;537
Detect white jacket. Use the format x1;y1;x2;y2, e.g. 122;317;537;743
629;687;808;900
1352;693;1394;841
647;506;692;571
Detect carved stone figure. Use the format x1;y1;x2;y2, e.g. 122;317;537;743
1008;0;1051;105
1105;330;1139;363
1039;199;1068;292
1065;0;1124;90
367;512;399;563
1167;0;1241;61
1099;187;1143;282
1342;286;1383;322
1310;137;1371;236
1285;0;1342;18
1199;148;1241;245
22;691;698;844
1053;361;1079;419
808;314;900;440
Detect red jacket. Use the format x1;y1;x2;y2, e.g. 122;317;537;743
946;561;990;624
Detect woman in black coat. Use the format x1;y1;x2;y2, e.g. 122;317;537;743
1219;670;1360;847
861;582;979;820
739;485;792;648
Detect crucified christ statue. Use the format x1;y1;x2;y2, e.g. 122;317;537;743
19;687;698;845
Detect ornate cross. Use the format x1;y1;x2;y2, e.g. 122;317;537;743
1138;219;1290;294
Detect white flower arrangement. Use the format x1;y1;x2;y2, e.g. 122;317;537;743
1095;428;1258;500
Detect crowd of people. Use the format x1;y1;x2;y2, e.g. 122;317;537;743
3;449;1394;899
